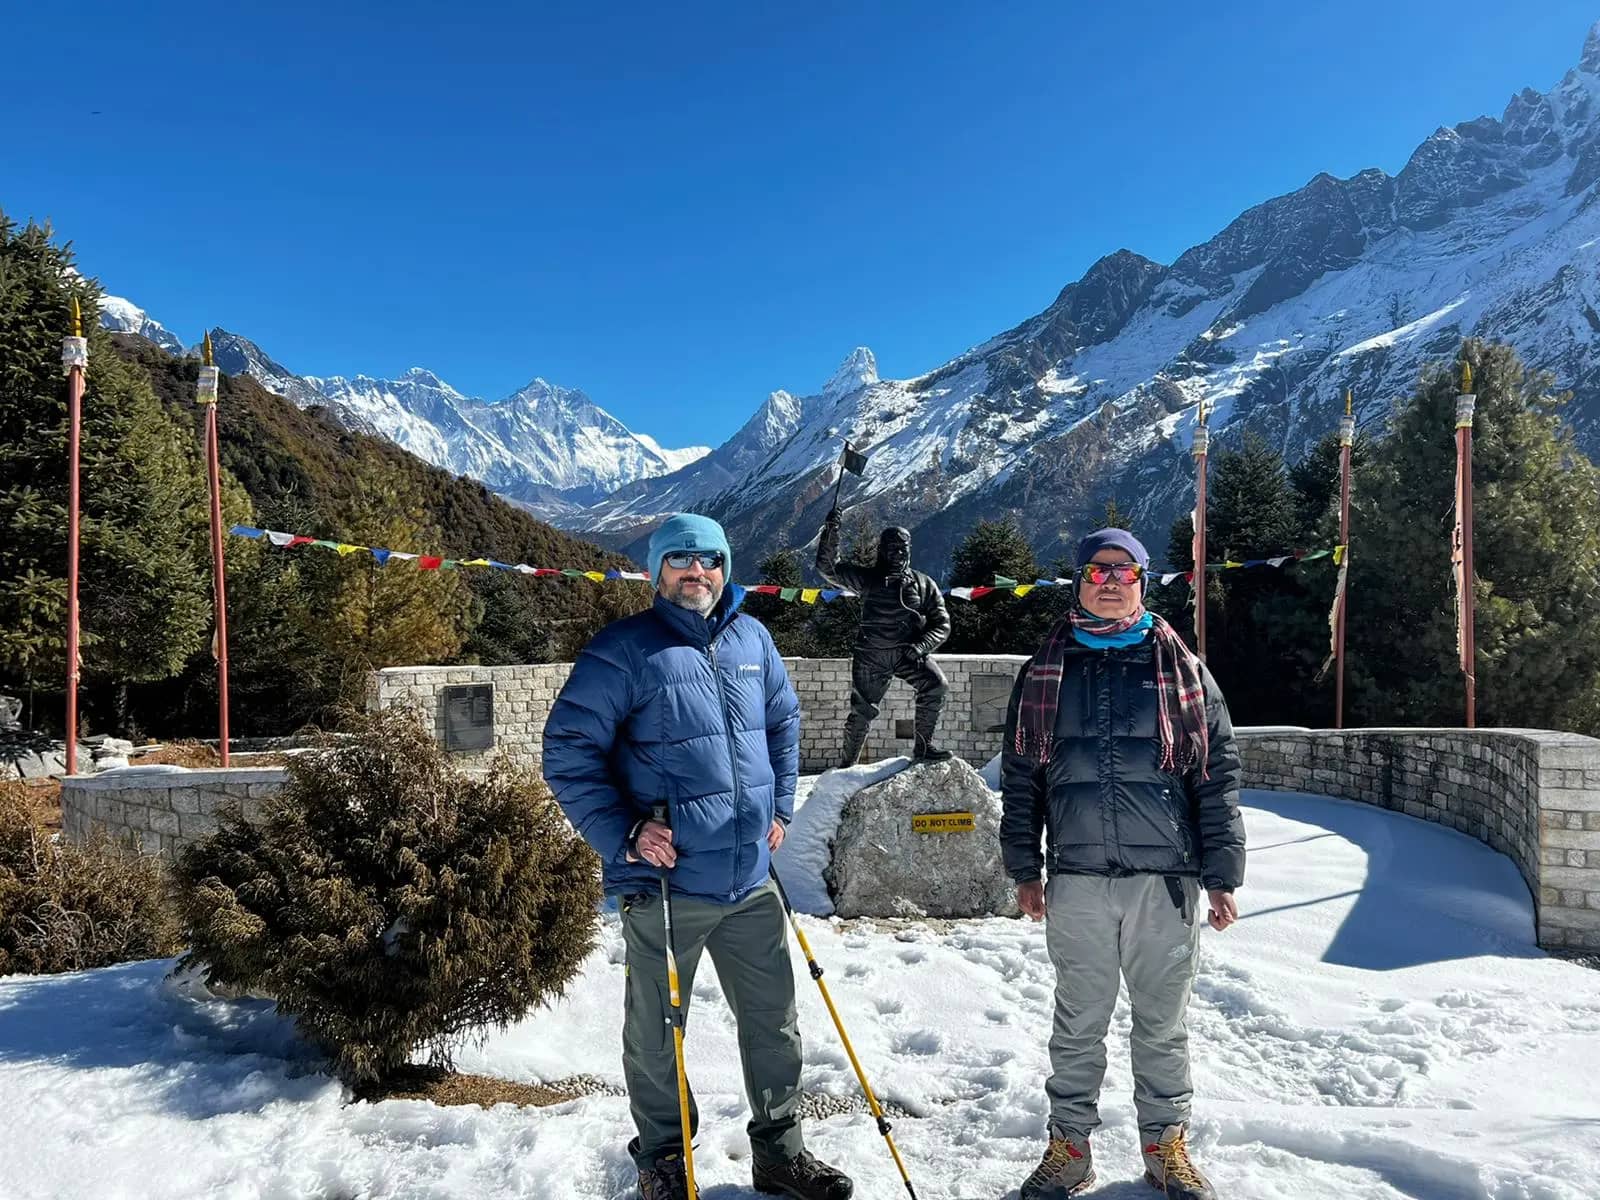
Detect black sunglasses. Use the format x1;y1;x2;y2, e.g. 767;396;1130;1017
663;550;725;571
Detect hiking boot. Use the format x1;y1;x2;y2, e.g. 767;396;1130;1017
1019;1134;1095;1198
636;1151;688;1200
1142;1125;1216;1200
912;734;953;763
838;726;868;769
752;1149;854;1199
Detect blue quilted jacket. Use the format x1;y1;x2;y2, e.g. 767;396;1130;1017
541;585;801;903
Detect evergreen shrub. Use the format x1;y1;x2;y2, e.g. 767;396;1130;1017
173;709;602;1084
0;791;178;975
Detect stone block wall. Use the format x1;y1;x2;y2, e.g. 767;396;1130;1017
367;664;575;773
61;767;287;859
367;656;1029;777
1237;728;1600;951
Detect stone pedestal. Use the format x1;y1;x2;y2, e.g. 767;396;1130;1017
824;757;1017;918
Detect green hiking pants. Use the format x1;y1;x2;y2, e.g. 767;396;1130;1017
618;878;806;1171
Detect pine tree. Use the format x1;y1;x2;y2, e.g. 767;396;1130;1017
0;214;215;734
1201;434;1306;720
1100;497;1133;530
743;550;814;657
1208;433;1296;558
1346;340;1600;731
949;517;1039;588
300;463;477;710
946;517;1041;653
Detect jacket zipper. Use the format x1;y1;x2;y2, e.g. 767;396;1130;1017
707;634;744;899
1102;651;1121;871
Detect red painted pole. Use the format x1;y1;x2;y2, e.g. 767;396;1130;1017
199;336;230;765
1192;419;1209;660
1457;364;1478;729
1334;393;1354;729
62;298;87;775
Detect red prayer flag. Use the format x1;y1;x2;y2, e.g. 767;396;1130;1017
418;556;443;570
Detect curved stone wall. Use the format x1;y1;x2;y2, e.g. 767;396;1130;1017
1237;728;1600;951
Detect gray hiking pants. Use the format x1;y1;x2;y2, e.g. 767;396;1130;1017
1043;873;1203;1140
618;878;805;1171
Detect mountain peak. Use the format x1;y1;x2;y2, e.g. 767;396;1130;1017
824;347;878;396
1583;20;1600;74
97;294;186;355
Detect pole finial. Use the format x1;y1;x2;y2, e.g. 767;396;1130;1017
1461;360;1473;394
203;331;214;367
71;295;82;338
1344;388;1352;417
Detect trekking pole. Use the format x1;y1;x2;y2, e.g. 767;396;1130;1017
767;866;919;1199
654;805;698;1200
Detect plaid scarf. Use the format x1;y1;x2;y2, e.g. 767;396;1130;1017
1013;605;1210;778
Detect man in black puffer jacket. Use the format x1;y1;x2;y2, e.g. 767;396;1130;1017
1000;528;1245;1200
816;509;952;767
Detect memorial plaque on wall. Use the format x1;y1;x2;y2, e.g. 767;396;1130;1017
970;673;1014;733
440;683;495;752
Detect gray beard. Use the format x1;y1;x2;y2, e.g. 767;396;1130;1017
665;581;721;615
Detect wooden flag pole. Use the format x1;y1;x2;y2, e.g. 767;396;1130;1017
1334;390;1355;729
62;297;88;774
199;333;232;765
1456;362;1478;728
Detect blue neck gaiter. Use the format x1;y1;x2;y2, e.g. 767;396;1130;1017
1072;610;1154;648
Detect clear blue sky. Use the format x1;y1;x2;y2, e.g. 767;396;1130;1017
7;2;1597;446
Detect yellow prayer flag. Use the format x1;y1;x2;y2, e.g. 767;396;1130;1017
1015;584;1035;597
801;588;820;604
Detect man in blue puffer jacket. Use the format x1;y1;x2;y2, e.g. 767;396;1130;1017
543;513;853;1200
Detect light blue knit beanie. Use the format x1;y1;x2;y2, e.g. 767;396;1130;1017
646;513;732;584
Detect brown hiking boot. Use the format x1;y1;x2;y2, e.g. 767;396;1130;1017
1142;1125;1216;1200
1019;1133;1095;1198
637;1151;688;1200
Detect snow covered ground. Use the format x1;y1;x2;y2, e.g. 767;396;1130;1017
3;777;1599;1200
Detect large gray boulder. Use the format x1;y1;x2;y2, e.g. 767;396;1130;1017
824;757;1018;919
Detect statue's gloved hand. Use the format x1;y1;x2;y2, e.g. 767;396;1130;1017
823;507;842;532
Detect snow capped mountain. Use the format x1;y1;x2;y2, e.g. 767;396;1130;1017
98;295;185;355
559;21;1600;575
454;378;708;502
288;368;712;503
633;433;712;474
206;330;332;415
99;310;708;504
